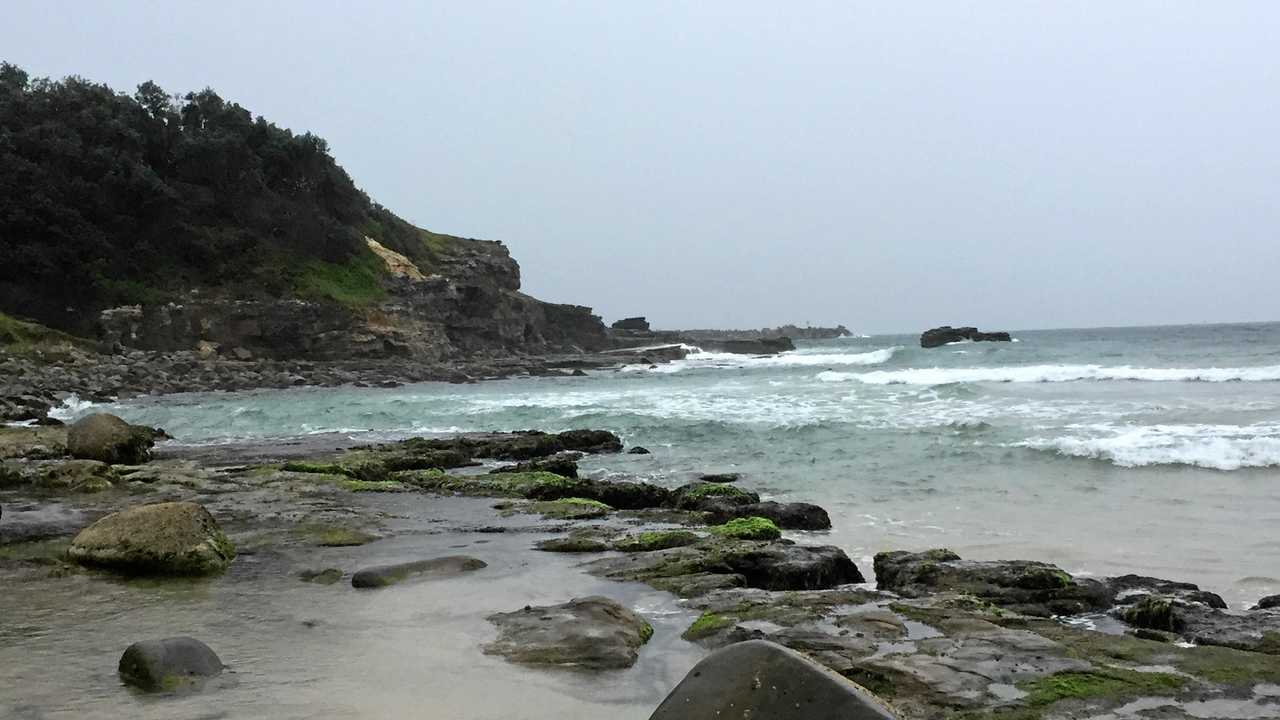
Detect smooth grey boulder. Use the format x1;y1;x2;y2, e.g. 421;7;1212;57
69;501;235;576
66;413;157;464
118;637;224;692
484;596;653;669
350;555;486;588
648;640;897;720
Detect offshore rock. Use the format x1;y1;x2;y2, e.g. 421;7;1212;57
649;640;897;720
919;326;1011;348
484;596;653;670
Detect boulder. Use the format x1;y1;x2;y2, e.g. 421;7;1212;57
1254;594;1280;611
484;596;653;669
648;639;896;720
698;473;739;483
873;549;1109;616
118;637;224;692
68;501;235;576
920;326;1011;348
351;555;486;588
66;413;157;464
627;446;652;455
706;500;832;530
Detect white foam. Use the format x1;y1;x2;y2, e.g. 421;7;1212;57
47;393;102;420
816;364;1280;385
624;346;902;374
1017;423;1280;470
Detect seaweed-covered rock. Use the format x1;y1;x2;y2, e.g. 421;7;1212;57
649;640;896;720
489;452;579;478
873;549;1109;616
484;596;652;669
536;536;612;553
68;501;235;576
34;459;118;492
351;556;486;588
118;637;224;692
66;413;157;464
587;539;863;592
524;497;612;519
1116;594;1280;655
708;516;781;541
415;430;622;461
1106;574;1228;609
670;482;760;511
706;500;832;530
614;530;702;552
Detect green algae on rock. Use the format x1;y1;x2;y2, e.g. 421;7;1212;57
708;516;781;541
68;501;235;576
484;596;653;669
614;530;702;553
681;611;735;641
526;497;612;519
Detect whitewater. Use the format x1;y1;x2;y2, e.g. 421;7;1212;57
55;321;1280;607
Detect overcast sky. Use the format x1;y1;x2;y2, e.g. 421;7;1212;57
4;2;1278;333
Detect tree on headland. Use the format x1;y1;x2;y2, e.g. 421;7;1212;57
0;62;431;334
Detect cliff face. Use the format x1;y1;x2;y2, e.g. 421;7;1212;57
98;238;610;359
0;64;609;361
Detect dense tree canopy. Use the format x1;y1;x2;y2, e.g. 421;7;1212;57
0;63;431;332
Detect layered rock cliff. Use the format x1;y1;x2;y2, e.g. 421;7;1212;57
0;63;608;361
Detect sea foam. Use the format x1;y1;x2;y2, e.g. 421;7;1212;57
817;364;1280;385
1017;423;1280;470
624;346;901;373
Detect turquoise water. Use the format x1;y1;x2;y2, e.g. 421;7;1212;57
69;322;1280;608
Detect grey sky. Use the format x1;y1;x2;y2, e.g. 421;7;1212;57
4;2;1278;333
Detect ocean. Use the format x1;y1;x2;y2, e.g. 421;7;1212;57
60;322;1280;609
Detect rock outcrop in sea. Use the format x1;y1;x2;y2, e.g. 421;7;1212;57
919;325;1012;348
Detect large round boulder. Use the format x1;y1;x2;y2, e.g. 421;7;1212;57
66;413;157;464
648;640;896;720
118;636;224;692
69;501;235;576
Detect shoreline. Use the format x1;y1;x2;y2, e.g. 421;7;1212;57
4;420;1280;718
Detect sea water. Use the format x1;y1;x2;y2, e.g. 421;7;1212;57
62;322;1280;608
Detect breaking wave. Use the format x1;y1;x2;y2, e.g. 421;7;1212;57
816;364;1280;385
1017;423;1280;470
626;346;902;373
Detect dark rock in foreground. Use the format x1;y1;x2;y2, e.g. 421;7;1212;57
1255;594;1280;611
351;555;486;588
489;452;580;478
919;326;1011;348
118;637;224;692
67;413;158;464
873;549;1108;616
706;500;832;530
484;596;653;669
1116;593;1280;655
649;640;896;720
68;501;235;576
